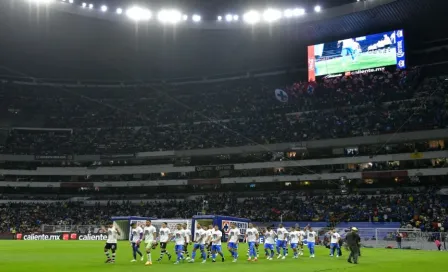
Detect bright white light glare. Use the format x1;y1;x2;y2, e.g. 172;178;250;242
101;5;107;12
314;5;321;12
126;7;152;21
157;9;182;24
88;3;93;9
29;0;54;3
263;8;282;22
116;8;123;14
284;9;293;18
233;15;239;21
225;14;233;22
81;2;86;8
293;8;305;16
69;0;74;3
217;16;222;21
243;10;260;24
192;14;201;22
183;14;188;21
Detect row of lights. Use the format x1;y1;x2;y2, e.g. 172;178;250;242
29;0;323;24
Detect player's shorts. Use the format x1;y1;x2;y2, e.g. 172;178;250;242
131;242;140;248
193;243;205;251
290;243;298;249
175;244;184;252
227;242;238;249
307;242;315;249
145;241;155;249
276;240;287;248
264;243;274;250
211;245;222;252
160;242;168;250
303;239;308;245
330;242;340;248
104;243;117;250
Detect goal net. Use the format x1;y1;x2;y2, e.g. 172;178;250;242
374;228;423;249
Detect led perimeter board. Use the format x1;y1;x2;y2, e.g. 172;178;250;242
307;29;405;81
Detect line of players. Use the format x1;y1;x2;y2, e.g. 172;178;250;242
103;221;343;265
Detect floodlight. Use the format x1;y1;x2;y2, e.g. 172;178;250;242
101;5;107;12
314;5;321;12
88;3;93;9
157;9;182;24
292;8;305;16
263;8;281;22
192;14;201;22
126;6;152;21
183;14;188;21
81;2;86;8
243;10;260;24
284;9;293;18
217;16;222;21
225;14;233;22
29;0;54;3
116;8;123;14
69;0;74;3
233;15;239;21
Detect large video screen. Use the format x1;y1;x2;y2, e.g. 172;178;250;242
307;29;405;81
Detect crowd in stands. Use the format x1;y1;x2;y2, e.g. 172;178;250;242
1;187;446;233
1;67;447;155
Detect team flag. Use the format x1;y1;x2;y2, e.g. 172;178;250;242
275;89;288;103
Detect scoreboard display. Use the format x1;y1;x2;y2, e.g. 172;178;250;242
307;29;405;81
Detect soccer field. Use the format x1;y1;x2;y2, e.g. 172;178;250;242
1;241;447;272
315;50;397;76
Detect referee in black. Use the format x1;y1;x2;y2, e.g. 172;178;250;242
346;227;361;264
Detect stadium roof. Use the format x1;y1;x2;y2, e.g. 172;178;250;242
0;0;445;81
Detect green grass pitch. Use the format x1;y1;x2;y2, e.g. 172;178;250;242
315;50;397;76
1;241;447;272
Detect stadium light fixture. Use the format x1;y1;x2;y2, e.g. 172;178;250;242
81;2;86;8
157;9;182;24
284;9;293;18
243;10;260;24
126;6;152;21
314;5;321;12
233;15;239;21
29;0;54;4
116;8;123;14
225;14;233;22
88;3;93;9
183;14;188;21
217;15;222;21
263;8;282;23
293;8;305;16
192;14;201;22
100;5;107;12
69;0;74;3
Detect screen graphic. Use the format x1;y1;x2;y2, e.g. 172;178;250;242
307;29;405;81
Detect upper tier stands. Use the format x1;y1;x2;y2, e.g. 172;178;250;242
0;67;446;155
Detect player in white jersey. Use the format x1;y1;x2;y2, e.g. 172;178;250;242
206;225;213;258
289;228;300;259
329;228;341;257
227;223;240;262
130;223;144;262
305;226;318;258
298;227;306;256
143;220;157;265
245;223;259;262
189;224;207;263
156;222;172;262
173;224;186;264
182;223;192;260
263;227;276;260
211;225;225;262
102;223;120;263
276;224;288;259
338;38;356;65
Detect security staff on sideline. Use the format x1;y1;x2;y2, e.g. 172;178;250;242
345;227;361;264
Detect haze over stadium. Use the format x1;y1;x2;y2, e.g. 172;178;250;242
0;0;448;271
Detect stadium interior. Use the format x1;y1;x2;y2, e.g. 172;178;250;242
0;0;447;270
